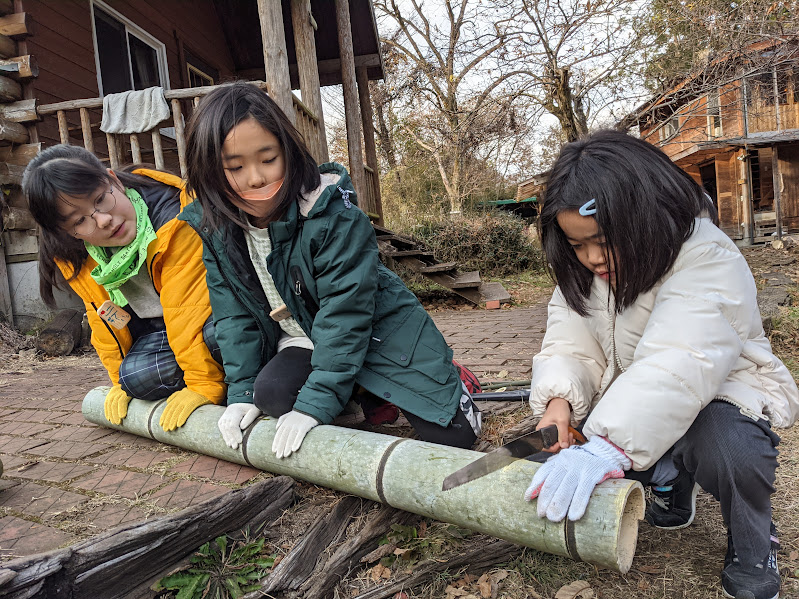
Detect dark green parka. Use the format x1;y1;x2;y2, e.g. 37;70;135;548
180;163;462;426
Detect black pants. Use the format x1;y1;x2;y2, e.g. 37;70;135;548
252;347;477;449
661;401;779;568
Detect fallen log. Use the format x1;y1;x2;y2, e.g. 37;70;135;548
351;537;522;599
82;389;645;573
0;476;294;599
35;308;83;356
253;495;363;595
299;503;419;599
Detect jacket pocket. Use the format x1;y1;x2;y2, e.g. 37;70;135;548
374;308;450;384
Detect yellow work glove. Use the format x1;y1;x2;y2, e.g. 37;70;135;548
159;388;212;431
104;385;132;425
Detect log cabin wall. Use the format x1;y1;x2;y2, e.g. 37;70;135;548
24;0;237;149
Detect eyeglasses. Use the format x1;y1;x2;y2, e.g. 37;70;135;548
71;186;117;237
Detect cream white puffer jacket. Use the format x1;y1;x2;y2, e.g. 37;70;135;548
530;218;799;470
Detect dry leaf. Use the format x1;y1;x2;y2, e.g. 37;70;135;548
790;550;799;561
498;370;509;378
463;574;474;584
393;547;411;556
638;579;651;591
445;585;470;597
382;566;392;579
371;563;391;582
477;572;493;598
554;580;594;599
491;570;509;582
393;593;409;599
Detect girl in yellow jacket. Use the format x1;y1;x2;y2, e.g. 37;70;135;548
22;145;225;430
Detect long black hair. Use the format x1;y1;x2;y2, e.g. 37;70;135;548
184;81;320;231
21;144;165;307
540;129;717;316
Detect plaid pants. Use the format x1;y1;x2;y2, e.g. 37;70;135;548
118;317;221;400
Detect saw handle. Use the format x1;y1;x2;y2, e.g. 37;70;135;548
569;426;587;445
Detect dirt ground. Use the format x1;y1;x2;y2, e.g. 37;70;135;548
2;242;799;599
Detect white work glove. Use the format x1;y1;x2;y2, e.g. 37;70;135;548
272;410;319;459
218;403;262;450
524;436;631;522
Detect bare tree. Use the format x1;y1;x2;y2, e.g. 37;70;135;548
374;0;527;213
510;0;655;141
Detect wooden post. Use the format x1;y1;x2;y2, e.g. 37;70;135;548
0;211;12;326
151;129;164;170
171;98;187;177
129;133;141;164
257;0;296;126
57;110;70;144
334;0;367;202
79;107;93;152
105;132;118;168
291;0;328;163
356;66;383;225
772;144;783;239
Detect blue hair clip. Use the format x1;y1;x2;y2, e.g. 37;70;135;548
579;198;597;216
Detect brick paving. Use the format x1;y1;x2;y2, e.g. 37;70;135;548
0;302;548;563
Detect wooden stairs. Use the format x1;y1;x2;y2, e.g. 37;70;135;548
373;224;511;306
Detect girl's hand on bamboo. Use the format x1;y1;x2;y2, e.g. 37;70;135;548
272;410;319;458
218;403;262;449
159;388;212;431
538;397;573;453
104;385;132;425
524;436;631;522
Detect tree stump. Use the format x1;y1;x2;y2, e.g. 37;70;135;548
36;309;83;356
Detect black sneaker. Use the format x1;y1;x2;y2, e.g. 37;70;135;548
644;469;700;529
721;525;780;599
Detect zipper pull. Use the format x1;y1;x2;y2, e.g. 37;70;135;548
338;186;352;209
295;280;302;296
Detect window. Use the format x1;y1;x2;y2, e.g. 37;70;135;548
91;1;168;96
707;91;722;138
185;51;218;88
659;115;680;141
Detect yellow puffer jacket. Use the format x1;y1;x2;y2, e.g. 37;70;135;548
57;169;225;404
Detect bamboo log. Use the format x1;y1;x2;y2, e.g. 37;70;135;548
171;99;187;177
79;108;93;152
82;389;645;573
0;477;295;599
151;129;164;170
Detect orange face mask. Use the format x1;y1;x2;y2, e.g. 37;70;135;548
237;178;284;201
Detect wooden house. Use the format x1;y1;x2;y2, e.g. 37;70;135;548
0;0;386;329
636;41;799;246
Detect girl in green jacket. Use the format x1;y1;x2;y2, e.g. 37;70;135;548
183;81;481;457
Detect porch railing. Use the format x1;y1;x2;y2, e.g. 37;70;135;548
37;82;327;177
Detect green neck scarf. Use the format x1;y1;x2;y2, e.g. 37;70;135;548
85;188;157;307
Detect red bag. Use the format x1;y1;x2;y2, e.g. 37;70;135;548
453;359;481;394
